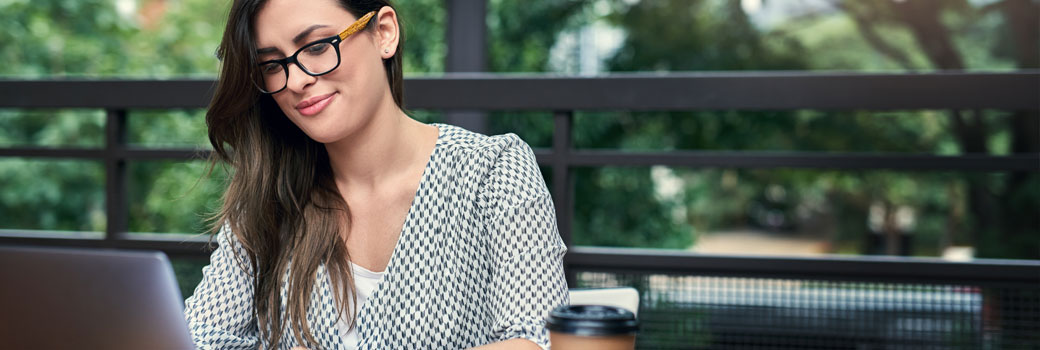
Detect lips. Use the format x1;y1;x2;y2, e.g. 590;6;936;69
295;92;336;116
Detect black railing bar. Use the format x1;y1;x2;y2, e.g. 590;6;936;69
410;72;1040;110
123;232;213;243
566;246;1040;284
0;79;214;109
0;229;210;242
104;109;128;241
0;147;211;160
0;235;214;258
4;147;1036;172
570;265;1040;288
552;110;577;287
0;148;107;159
552;111;574;247
4;232;1036;285
123;148;211;160
0;229;104;240
533;150;1040;171
2;72;1037;110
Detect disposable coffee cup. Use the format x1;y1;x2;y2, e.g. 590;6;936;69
545;305;639;350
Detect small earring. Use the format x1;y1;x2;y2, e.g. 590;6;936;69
384;48;390;54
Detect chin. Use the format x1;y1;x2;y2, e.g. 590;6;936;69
302;130;346;144
287;103;368;144
304;122;361;144
288;117;348;145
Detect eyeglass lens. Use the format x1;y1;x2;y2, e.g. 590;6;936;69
259;41;340;93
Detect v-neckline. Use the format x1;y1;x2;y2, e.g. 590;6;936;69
328;123;446;336
366;123;442;275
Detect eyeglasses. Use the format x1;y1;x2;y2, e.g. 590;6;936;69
255;11;377;94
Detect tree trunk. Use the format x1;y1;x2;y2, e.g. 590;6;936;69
1000;0;1039;70
890;0;965;70
998;0;1039;259
1002;0;1040;215
838;1;916;70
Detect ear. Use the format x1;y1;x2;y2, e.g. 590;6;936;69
373;6;400;59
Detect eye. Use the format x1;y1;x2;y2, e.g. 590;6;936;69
304;42;330;55
260;62;283;75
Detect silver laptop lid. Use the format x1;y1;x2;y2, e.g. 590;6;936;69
0;245;195;350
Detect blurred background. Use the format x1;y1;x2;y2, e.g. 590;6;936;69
0;0;1037;301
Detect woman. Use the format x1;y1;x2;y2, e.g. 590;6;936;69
183;0;569;349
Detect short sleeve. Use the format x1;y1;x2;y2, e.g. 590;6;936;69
480;137;569;349
183;226;260;349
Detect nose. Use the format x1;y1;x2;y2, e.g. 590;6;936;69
284;62;316;93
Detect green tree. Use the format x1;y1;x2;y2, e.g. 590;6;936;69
483;0;697;248
583;0;1038;258
0;0;448;235
1;0;1035;259
830;0;1039;258
0;0;452;294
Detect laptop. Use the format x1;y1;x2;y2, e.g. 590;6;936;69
0;245;196;350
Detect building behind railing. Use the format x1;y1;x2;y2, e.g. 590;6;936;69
1;73;1038;349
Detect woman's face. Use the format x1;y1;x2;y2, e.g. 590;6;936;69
254;0;396;144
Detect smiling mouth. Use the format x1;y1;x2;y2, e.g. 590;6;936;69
296;93;336;116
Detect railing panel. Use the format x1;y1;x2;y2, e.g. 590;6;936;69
2;72;1037;110
0;74;1037;349
569;247;1040;350
578;271;1039;350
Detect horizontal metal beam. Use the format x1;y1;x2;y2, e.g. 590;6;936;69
123;149;210;160
566;246;1040;286
5;231;1037;285
408;72;1040;110
0;147;210;160
1;72;1037;110
534;150;1040;171
3;147;1035;172
0;148;106;159
0;79;216;109
0;231;214;258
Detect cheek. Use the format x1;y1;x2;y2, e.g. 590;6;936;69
331;60;368;87
328;63;379;102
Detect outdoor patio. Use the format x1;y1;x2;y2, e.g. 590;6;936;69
1;72;1038;349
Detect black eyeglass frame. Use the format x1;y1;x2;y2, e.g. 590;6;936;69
255;11;377;94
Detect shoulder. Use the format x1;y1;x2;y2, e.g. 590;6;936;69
434;123;534;162
432;124;548;211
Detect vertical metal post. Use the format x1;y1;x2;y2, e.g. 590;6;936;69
445;0;487;72
444;0;488;134
552;110;577;287
105;109;128;240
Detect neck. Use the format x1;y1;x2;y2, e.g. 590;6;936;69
324;99;428;192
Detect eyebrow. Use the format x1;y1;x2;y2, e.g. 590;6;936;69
255;24;331;55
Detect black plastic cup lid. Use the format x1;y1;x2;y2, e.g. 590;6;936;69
545;305;639;337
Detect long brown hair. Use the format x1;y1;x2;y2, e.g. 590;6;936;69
205;0;404;347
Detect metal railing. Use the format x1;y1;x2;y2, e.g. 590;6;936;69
2;72;1039;349
571;247;1040;349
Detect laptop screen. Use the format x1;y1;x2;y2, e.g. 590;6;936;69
0;246;195;350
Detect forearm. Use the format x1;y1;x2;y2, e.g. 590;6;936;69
469;338;542;350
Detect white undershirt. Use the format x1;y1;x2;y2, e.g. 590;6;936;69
334;262;387;349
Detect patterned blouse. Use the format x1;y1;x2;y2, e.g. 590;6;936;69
184;124;570;349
